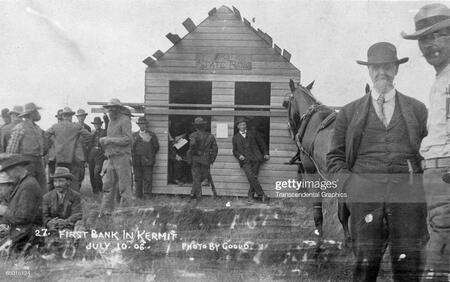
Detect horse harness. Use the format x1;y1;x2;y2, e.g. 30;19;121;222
294;103;336;180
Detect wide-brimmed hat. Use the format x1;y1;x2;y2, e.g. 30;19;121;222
235;117;248;126
18;103;42;117
136;117;148;124
192;117;207;126
103;98;126;109
51;167;74;180
9;105;23;116
91;117;103;124
0;154;31;172
75;109;88;116
61;107;75;116
0;172;14;184
356;42;409;65
402;3;450;40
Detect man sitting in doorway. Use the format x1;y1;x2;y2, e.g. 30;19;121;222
232;117;270;203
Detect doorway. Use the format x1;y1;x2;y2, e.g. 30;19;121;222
167;81;212;185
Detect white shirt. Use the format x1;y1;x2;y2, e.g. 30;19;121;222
239;131;247;138
420;64;450;159
371;87;396;126
139;130;151;142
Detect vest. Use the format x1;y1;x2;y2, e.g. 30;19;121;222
353;101;416;174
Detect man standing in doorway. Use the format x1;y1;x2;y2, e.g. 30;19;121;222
232;117;270;203
402;3;450;279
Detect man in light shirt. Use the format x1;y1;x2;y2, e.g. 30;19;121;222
327;42;428;281
402;3;450;280
132;117;159;199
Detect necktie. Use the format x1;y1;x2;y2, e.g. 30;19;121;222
377;94;387;127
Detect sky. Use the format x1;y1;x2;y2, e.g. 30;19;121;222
0;0;444;129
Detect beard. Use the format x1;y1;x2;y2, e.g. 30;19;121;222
373;77;394;94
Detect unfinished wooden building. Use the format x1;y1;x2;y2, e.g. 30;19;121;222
143;5;301;197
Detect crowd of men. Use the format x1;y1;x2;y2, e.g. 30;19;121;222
0;95;272;257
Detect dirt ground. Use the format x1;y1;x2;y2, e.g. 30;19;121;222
0;172;396;282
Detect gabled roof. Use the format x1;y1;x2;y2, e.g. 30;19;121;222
143;5;300;73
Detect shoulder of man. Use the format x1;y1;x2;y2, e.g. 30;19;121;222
67;188;82;200
396;91;426;109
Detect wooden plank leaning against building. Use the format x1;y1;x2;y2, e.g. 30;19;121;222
145;5;301;197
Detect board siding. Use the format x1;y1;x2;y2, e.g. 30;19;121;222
144;6;301;196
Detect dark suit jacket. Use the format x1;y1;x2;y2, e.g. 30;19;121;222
327;91;428;176
188;130;218;165
232;130;269;166
42;188;82;225
2;174;42;226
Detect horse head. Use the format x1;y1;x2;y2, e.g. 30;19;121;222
283;79;319;139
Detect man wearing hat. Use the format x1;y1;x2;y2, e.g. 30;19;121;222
326;42;428;281
402;3;450;279
87;116;107;195
0;154;42;254
232;117;270;203
47;109;63;191
42;167;82;230
187;117;217;200
0;106;22;152
46;107;92;191
132;117;159;199
0;108;10;128
99;98;133;214
75;109;91;133
6;103;47;194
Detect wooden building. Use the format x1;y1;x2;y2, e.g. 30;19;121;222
142;5;301;197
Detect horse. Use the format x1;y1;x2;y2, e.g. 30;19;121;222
282;79;351;246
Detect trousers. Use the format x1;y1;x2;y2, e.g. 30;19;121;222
88;159;104;194
191;162;209;198
133;165;153;198
99;154;133;214
346;174;428;282
241;161;264;197
423;168;450;281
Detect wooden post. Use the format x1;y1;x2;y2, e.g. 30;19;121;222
182;18;196;33
166;33;181;44
142;56;155;66
152;50;164;60
282;49;292;61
